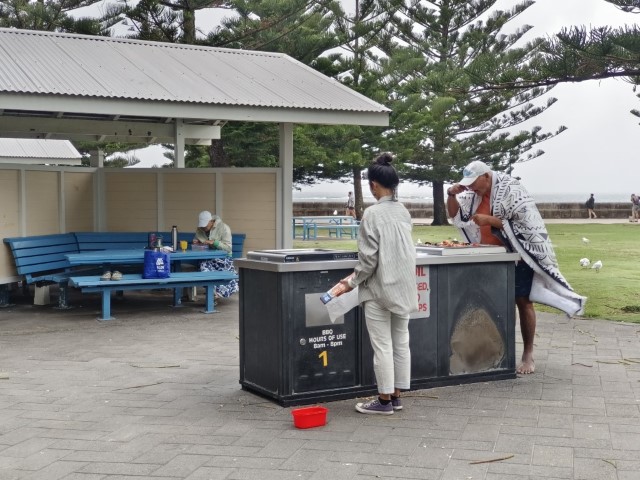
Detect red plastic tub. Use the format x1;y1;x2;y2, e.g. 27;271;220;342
291;406;328;429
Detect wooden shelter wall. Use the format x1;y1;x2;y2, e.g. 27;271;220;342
64;171;94;232
0;166;279;283
222;173;277;253
162;172;216;234
0;170;20;281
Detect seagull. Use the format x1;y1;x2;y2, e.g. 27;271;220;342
579;258;590;268
591;260;603;272
582;237;590;245
333;210;338;215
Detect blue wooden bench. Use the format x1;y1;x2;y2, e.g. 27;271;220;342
69;271;239;321
3;231;246;308
3;233;95;308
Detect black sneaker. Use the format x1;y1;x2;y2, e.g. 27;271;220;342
391;397;403;411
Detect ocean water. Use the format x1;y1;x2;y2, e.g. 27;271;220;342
293;188;628;204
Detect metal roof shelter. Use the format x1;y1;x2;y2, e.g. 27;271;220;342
0;139;81;165
0;27;390;247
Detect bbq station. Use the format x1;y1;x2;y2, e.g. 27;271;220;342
235;246;520;406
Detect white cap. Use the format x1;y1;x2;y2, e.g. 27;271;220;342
198;210;213;227
459;161;491;186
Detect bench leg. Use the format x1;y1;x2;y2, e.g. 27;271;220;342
172;287;183;307
203;285;217;313
55;281;72;310
0;284;13;308
99;290;114;321
34;285;51;305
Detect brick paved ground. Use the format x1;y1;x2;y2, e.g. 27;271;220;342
1;289;639;480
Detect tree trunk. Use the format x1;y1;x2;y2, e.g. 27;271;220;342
353;166;364;220
431;180;450;226
182;8;196;44
208;139;230;167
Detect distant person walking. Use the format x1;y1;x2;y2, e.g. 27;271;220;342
631;194;640;222
585;194;597;219
345;191;356;218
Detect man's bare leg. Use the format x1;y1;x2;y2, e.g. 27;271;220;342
516;296;536;374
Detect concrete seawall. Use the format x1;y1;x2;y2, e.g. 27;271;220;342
294;201;633;220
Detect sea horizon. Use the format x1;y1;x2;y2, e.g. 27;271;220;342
293;191;630;204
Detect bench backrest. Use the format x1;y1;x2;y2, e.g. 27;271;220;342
74;232;150;251
3;233;79;281
231;233;246;258
77;231;246;257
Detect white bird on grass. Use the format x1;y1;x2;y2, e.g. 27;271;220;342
416;238;423;245
579;258;590;268
591;260;603;272
582;237;590;245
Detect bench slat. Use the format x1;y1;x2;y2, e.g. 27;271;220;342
17;260;72;275
3;234;77;250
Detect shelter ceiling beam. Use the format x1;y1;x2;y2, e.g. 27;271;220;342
0;116;220;143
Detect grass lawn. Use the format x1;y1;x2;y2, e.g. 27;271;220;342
294;223;640;323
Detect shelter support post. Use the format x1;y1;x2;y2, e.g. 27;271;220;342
174;119;185;168
89;149;104;167
279;122;293;249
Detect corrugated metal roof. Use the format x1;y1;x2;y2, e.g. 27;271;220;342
0;28;389;114
0;139;81;165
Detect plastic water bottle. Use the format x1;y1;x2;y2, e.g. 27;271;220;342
171;226;178;252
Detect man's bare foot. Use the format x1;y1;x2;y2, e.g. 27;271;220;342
517;354;535;374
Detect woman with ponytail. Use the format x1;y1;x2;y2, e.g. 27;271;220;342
340;153;418;415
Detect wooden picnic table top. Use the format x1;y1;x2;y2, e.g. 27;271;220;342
64;248;228;266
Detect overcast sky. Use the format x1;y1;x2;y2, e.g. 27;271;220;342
117;0;639;199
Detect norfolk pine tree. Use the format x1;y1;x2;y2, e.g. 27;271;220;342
383;0;566;225
290;0;400;218
465;0;639;122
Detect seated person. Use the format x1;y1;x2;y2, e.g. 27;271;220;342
194;211;239;298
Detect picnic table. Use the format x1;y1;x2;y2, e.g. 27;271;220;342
64;248;231;319
292;215;359;240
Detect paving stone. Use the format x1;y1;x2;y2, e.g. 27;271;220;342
149;454;210;477
610;430;640;450
573;457;618;480
532;444;573;467
617;472;640;480
359;463;440;479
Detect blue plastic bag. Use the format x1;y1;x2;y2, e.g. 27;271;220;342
143;250;170;279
